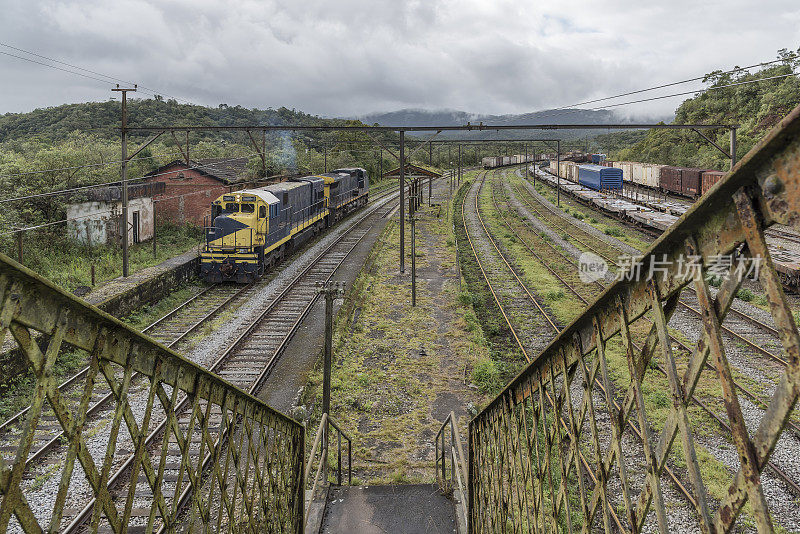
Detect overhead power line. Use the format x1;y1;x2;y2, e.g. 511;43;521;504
589;72;798;110
0;42;194;104
556;57;793;109
0;50;113;85
528;70;798;124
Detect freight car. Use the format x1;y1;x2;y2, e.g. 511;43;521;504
601;161;725;199
533;165;800;292
200;168;369;283
578;164;623;191
482;154;537;169
701;170;726;195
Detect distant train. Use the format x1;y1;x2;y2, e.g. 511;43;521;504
200;168;369;283
482;155;537;168
549;159;726;198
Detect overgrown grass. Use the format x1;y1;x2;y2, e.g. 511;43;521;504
300;180;491;484
122;281;204;330
2;223;202;292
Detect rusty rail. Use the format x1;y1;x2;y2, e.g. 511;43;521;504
0;254;304;533
467;103;800;533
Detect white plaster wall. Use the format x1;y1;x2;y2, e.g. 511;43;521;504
66;198;154;245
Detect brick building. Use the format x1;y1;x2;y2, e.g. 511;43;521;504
143;158;252;227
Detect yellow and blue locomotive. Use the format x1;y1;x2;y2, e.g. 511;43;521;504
200;168;369;283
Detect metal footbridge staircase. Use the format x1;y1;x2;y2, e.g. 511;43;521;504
3;102;800;532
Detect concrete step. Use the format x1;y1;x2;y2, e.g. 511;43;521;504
318;483;457;534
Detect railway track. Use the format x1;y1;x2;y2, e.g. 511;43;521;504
462;171;661;530
516;169;800;375
461;169;800;530
54;184;402;532
493;170;800;499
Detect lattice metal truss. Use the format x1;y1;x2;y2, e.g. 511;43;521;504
468;106;800;533
0;257;304;533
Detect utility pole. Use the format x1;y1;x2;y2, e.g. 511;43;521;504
318;280;345;483
379;148;383;180
458;144;462;186
400;131;405;274
112;84;136;277
524;144;528;178
152;201;157;257
410;214;416;306
556;139;561;208
429;141;432;166
324;144;328;172
730;128;737;170
448;145;452;196
16;230;22;264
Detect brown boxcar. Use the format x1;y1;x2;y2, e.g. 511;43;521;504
659;166;682;194
701;170;726;195
680;167;706;197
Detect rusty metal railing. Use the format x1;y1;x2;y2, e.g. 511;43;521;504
0;253;304;533
468;104;800;533
435;411;468;528
303;413;352;528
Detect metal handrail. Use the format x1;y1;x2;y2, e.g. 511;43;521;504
435;411;468;528
304;413;353;528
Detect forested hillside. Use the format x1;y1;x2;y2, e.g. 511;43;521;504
0;99;368;144
603;48;800;169
0;99;406;289
0;99;399;222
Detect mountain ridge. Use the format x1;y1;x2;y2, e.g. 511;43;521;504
350;107;673;139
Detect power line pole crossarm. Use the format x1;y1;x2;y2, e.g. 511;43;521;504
112;84;137;278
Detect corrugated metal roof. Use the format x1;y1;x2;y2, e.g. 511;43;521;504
382;164;442;178
144;157;251;184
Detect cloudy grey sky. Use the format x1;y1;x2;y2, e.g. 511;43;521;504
1;0;799;118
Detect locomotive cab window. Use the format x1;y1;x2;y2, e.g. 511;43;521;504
240;203;255;213
259;206;266;218
222;203;239;213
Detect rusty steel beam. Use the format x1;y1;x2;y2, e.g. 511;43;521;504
123;123;735;133
0;253;303;532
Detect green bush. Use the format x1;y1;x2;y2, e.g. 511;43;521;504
458;290;477;307
589;218;598;224
604;227;625;237
572;212;585;220
736;288;755;302
546;290;565;301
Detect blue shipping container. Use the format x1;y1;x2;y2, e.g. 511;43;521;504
578;164;623;191
591;153;606;164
